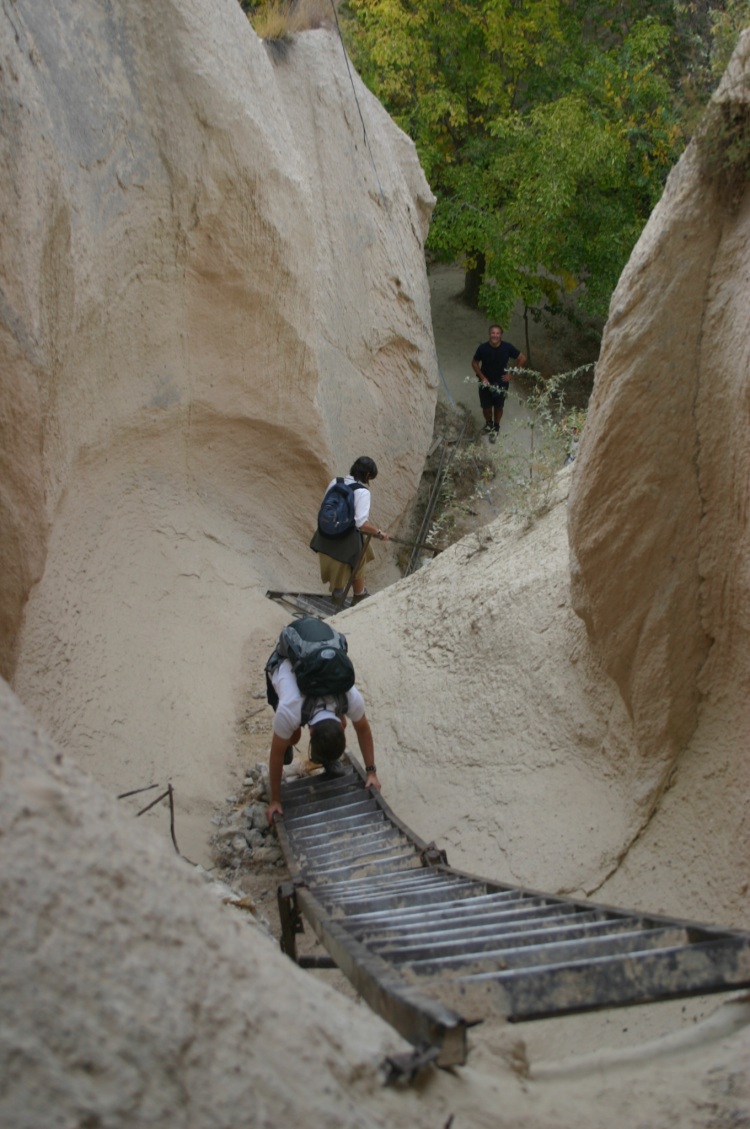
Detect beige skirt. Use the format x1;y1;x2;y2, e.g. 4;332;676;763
318;543;374;591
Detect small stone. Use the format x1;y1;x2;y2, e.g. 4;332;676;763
246;803;268;832
214;825;243;840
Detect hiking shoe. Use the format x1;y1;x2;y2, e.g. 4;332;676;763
283;745;294;765
322;759;347;778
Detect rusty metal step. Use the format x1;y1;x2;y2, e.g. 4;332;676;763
265;590;350;617
371;916;662;963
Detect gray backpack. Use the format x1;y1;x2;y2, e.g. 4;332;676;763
265;617;355;712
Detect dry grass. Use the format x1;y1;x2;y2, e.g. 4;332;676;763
248;0;337;41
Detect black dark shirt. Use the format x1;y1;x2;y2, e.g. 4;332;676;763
473;340;520;383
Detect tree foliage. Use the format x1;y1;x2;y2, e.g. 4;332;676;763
342;0;748;321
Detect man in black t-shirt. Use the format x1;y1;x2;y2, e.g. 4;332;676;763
471;324;527;443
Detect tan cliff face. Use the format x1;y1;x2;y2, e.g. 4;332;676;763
567;32;750;790
562;36;750;930
1;3;749;1127
0;0;436;681
2;0;436;852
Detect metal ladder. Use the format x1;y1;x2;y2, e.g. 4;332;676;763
265;590;346;617
274;758;750;1067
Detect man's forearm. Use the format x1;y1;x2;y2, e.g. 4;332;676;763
360;520;388;540
354;721;375;766
268;733;287;804
352;717;381;791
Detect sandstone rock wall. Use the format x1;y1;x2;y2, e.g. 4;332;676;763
2;0;436;853
567;31;750;780
565;33;750;925
0;0;436;677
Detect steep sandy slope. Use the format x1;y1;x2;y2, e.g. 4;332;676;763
337;478;647;900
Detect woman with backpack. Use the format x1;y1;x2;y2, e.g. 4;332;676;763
310;455;389;605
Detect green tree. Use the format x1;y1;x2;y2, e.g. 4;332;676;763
707;0;750;76
342;2;696;321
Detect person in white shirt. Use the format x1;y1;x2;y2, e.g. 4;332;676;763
309;456;389;603
265;656;381;825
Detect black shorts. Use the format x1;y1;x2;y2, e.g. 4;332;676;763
479;380;508;408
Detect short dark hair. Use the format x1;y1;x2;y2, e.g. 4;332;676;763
310;719;346;763
489;323;503;334
350;456;378;483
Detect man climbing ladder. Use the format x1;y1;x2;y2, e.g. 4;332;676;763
264;616;381;824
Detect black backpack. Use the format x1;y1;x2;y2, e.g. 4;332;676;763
265;616;355;702
317;478;365;538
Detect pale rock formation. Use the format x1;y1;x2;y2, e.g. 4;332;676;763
568;32;750;774
567;30;750;922
2;0;435;855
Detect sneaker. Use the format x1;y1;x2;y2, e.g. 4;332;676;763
322;759;347;778
482;422;494;434
351;589;370;605
283;745;294;765
488;428;498;444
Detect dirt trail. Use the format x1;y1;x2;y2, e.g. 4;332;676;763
430;263;532;430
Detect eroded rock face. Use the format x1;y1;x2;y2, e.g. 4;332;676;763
2;0;436;851
567;31;750;776
0;0;436;681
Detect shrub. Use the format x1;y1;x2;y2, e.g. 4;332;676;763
246;0;336;42
455;363;592;529
488;365;591;527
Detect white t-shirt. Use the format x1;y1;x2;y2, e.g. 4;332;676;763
271;658;366;740
326;476;371;529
